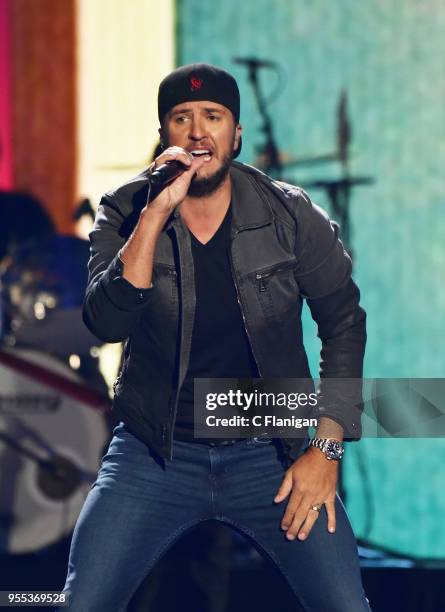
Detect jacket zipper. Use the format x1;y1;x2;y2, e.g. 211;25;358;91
165;266;178;455
112;373;121;394
256;274;267;293
167;268;177;299
167;224;195;459
230;231;262;377
112;360;128;394
255;260;296;293
255;259;296;279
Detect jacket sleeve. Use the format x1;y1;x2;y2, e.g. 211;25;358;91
293;190;367;439
82;193;154;343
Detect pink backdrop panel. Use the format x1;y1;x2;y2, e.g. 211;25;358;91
0;0;13;189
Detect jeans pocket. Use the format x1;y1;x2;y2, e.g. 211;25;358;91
250;436;274;446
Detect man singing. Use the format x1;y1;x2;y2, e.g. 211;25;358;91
61;64;371;611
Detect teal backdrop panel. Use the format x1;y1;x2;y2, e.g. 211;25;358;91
177;0;445;558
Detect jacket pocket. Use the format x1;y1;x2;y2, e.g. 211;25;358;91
253;259;300;324
152;263;178;320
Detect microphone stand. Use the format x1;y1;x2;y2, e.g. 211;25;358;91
296;91;374;257
243;62;283;179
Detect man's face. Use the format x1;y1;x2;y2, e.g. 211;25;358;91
160;100;242;197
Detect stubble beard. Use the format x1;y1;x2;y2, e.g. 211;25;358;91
187;151;233;198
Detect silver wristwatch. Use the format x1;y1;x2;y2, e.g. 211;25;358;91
308;438;344;461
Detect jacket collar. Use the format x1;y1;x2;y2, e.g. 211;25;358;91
165;161;274;232
230;162;274;231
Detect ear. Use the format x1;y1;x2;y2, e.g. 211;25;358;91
233;124;242;152
158;127;164;149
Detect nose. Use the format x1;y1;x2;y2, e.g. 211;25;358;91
188;115;205;141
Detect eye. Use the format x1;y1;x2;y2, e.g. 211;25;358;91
207;114;221;121
174;115;189;124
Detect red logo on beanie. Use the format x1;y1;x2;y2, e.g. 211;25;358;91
190;76;203;91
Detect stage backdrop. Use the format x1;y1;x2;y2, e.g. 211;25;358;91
177;0;445;558
10;0;77;232
74;0;175;389
0;0;13;189
76;0;175;206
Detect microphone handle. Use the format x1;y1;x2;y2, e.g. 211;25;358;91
149;160;186;186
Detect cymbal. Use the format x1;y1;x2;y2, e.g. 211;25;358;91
279;152;339;167
299;176;374;190
254;151;340;170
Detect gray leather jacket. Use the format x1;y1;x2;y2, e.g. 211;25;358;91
83;161;366;463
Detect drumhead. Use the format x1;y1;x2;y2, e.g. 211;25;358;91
0;349;109;553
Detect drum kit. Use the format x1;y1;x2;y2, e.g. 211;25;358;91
0;234;111;554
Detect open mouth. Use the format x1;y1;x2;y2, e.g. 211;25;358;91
189;149;213;161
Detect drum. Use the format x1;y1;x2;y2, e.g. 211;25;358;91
1;235;100;356
0;348;110;554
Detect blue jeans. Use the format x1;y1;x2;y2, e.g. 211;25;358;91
61;424;371;611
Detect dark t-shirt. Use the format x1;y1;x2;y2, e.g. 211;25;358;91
174;204;258;442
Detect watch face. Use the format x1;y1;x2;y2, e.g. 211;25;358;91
325;440;344;460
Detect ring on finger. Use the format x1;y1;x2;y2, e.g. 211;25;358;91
310;503;323;512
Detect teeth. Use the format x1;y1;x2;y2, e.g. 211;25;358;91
190;149;211;156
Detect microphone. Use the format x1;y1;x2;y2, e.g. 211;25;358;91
149;160;187;187
233;57;277;69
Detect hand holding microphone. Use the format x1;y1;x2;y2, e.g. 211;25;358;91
146;146;206;214
119;147;206;289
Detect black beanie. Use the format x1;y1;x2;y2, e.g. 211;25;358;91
158;63;242;157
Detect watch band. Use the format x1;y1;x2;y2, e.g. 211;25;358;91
308;437;344;460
